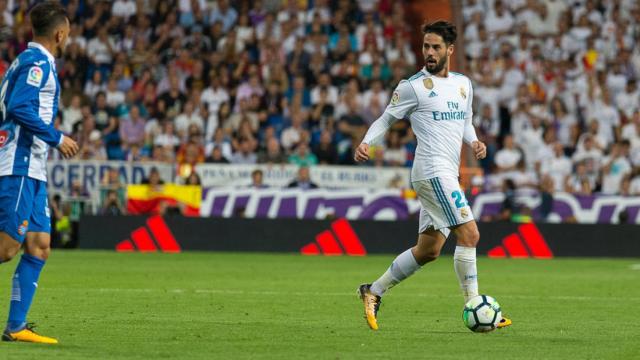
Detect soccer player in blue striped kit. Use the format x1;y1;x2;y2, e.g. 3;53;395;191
0;2;78;344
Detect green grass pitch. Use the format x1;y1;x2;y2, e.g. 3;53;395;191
0;251;639;359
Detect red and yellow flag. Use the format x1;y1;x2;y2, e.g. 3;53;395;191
126;184;201;217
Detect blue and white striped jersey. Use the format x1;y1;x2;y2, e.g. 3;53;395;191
0;42;63;182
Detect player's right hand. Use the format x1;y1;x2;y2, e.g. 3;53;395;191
354;143;370;162
58;135;79;159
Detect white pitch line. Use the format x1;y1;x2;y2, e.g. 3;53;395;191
48;288;640;302
630;264;640;270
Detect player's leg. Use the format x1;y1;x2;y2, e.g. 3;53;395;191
370;229;446;297
445;185;512;328
3;180;58;344
358;228;447;330
0;176;28;264
358;179;451;330
450;220;480;302
0;233;21;264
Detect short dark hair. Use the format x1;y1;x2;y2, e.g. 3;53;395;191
30;1;68;37
422;20;457;46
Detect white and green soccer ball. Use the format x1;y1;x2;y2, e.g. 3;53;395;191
462;295;502;332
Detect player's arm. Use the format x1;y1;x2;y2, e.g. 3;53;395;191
463;79;485;160
6;63;78;158
355;80;417;162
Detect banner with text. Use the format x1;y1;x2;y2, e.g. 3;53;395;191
200;188;640;224
47;161;174;196
200;188;421;220
195;164;410;189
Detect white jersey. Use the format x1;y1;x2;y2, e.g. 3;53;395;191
363;68;477;181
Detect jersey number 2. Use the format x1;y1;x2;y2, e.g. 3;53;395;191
451;191;467;208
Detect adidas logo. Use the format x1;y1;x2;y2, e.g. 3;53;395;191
116;215;181;253
429;91;438;98
300;219;367;256
488;223;553;259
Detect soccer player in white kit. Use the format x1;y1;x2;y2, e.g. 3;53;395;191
355;21;511;330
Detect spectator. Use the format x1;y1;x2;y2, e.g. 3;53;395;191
281;111;307;151
84;70;106;98
337;97;367;143
615;79;639;122
111;0;137;21
105;77;126;108
496;178;518;221
540;142;572;192
119;106;146;149
230;138;257;164
249;169;267;188
92;91;113;131
287;166;318;189
313;130;338;165
175;101;205;140
206;145;230;164
205;127;233;160
383;131;407;167
80;130;107;160
86;27;115;75
601;142;632;194
288;142;318;167
494;135;522;173
100;189;125;216
61;94;83;135
258;138;287;164
185;171;202;186
565;162;595;195
572;135;604;181
209;0;238;33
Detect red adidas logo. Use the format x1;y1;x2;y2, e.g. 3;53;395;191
116;215;181;253
300;219;367;256
488;223;553;259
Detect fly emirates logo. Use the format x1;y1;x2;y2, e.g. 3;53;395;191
432;101;466;121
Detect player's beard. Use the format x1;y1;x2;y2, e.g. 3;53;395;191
425;56;447;74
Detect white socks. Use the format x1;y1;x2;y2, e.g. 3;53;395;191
369;246;479;302
370;249;421;296
454;246;479;302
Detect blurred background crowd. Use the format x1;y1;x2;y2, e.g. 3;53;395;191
465;0;640;196
1;0;639;196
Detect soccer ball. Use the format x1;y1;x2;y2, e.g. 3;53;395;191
462;295;502;332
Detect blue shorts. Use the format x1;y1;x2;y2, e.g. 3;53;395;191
0;175;50;243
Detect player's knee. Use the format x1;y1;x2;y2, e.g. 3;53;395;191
25;244;50;260
412;247;440;265
459;228;480;247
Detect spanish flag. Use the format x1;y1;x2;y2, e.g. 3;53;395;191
126;184;201;217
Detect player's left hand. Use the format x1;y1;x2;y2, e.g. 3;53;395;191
471;141;486;160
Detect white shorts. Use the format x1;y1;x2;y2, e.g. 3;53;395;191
412;177;475;238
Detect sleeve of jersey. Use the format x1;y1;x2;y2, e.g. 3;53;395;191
362;80;417;145
7;63;63;147
462;80;478;146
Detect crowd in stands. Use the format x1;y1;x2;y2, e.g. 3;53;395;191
464;0;640;195
1;0;639;196
12;0;416;182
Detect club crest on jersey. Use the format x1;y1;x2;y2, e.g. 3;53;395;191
460;208;468;219
26;66;43;87
423;78;434;90
18;220;28;236
460;87;467;99
0;130;7;147
390;91;399;105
